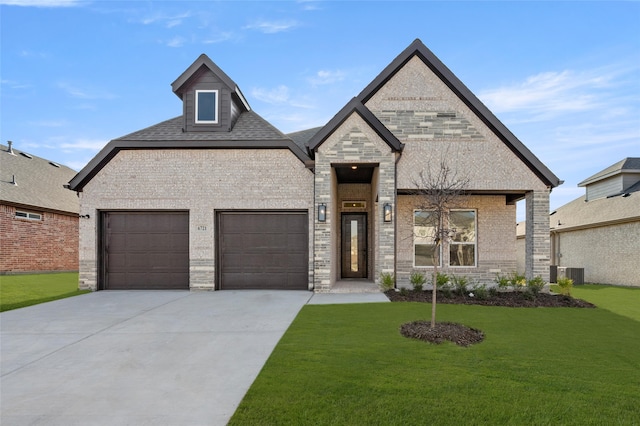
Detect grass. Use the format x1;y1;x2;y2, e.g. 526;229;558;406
0;272;89;312
557;284;640;321
230;286;640;425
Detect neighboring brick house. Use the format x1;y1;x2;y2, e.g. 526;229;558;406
517;158;640;287
68;39;560;292
1;142;79;273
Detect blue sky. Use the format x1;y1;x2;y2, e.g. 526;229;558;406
1;1;638;219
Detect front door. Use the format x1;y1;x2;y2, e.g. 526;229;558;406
341;213;367;278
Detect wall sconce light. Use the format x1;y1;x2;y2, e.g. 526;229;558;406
383;203;392;222
79;214;90;219
318;203;327;222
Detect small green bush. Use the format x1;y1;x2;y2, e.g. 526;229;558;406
434;273;452;297
451;275;469;296
399;287;410;296
509;272;527;292
410;271;426;291
471;283;489;300
495;273;510;289
557;277;574;297
527;276;546;297
379;272;395;291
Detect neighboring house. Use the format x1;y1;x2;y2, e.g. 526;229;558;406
68;39;560;292
518;158;640;287
1;142;79;273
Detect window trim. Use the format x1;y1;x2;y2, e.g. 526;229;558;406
15;210;42;221
448;209;477;268
195;89;219;124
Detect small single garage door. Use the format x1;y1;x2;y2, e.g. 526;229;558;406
102;211;189;290
218;211;308;290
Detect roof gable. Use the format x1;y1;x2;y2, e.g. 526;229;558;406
357;39;561;188
171;53;250;111
579;157;640;187
307;98;403;153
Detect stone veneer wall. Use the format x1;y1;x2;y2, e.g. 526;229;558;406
396;194;517;287
525;190;551;282
314;113;396;292
78;149;313;291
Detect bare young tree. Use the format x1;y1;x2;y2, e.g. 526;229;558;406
411;158;470;328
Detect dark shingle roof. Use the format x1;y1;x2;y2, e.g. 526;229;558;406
115;111;288;142
287;127;322;153
69;110;313;191
0;144;79;214
578;157;640;187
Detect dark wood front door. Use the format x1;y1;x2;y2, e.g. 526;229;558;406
341;213;367;279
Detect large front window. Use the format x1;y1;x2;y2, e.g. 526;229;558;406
195;90;218;123
449;210;476;267
414;211;440;267
413;209;477;267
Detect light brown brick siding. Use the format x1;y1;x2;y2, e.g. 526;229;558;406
396;195;517;287
78;149;313;291
0;203;79;273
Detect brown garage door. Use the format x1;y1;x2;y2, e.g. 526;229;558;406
218;211;308;290
102;212;189;290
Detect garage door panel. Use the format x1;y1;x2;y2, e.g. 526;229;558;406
218;212;308;290
103;212;189;290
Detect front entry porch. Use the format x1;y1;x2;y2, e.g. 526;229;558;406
329;279;381;293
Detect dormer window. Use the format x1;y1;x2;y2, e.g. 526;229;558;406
195;90;219;124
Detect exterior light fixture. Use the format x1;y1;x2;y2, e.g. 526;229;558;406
318;203;327;222
383;203;392;222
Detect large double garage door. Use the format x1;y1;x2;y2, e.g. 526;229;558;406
101;211;308;290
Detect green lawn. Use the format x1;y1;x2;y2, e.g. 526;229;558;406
230;287;640;425
0;272;89;312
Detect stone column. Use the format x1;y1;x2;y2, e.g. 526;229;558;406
525;189;550;282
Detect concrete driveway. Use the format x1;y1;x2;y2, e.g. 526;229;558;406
1;290;314;425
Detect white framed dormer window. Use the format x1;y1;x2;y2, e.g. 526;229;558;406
16;210;42;221
195;90;219;124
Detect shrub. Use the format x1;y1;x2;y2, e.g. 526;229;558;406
495;273;510;290
509;272;527;292
527;276;546;297
557;277;574;297
379;272;395;291
399;287;410;297
451;275;469;296
470;283;489;300
410;271;426;292
435;273;452;298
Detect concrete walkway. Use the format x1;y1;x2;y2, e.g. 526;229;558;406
1;290;388;425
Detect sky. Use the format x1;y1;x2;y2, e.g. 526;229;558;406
1;0;639;220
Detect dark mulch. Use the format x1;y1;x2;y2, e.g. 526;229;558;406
390;289;595;346
400;321;485;347
385;289;596;308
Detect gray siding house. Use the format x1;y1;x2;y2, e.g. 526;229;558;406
69;39;560;292
518;158;640;287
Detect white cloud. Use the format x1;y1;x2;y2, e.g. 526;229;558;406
57;81;117;100
166;36;186;48
202;32;234;44
244;20;299;34
0;0;82;6
478;69;611;118
141;11;192;28
308;69;346;86
251;85;291;105
1;79;33;90
60;138;108;151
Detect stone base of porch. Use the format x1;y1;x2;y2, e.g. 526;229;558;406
328;280;381;294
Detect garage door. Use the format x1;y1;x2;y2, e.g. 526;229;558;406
102;212;189;290
218;212;308;290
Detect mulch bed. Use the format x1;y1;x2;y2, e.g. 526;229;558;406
389;290;596;346
385;289;596;308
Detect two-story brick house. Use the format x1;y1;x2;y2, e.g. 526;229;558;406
68;39;560;292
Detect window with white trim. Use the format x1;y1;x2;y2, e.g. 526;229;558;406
195;90;219;124
414;211;440;267
16;211;42;221
448;210;476;267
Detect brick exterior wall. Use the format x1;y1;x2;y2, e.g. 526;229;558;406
314;114;396;292
78;149;313;291
396;195;517;287
0;203;78;273
551;222;640;287
363;55;550;286
525;190;551;282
